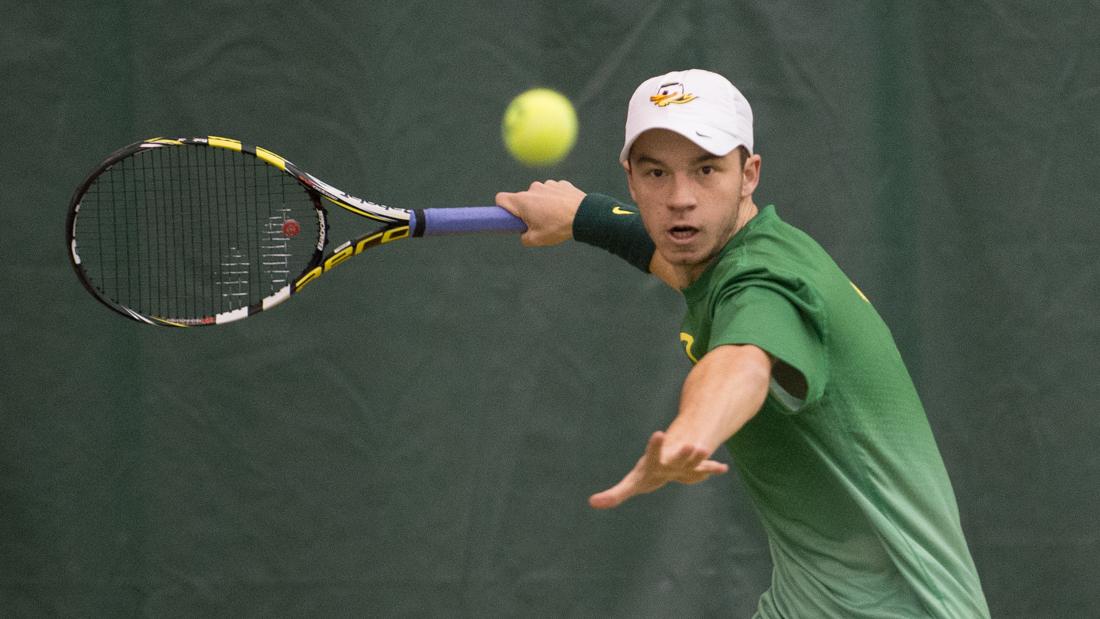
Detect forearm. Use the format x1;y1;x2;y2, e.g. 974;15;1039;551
664;344;773;454
586;344;766;510
496;186;681;288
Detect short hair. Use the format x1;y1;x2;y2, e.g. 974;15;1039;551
735;145;749;168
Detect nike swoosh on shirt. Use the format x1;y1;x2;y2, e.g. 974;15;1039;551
611;206;635;215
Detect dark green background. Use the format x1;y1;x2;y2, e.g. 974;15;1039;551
3;2;1098;617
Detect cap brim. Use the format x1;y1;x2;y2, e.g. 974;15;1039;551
619;124;741;162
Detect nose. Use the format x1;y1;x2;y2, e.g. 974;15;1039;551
666;173;696;211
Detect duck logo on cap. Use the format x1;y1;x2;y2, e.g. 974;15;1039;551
650;82;697;107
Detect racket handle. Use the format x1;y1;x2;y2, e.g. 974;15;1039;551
411;206;527;237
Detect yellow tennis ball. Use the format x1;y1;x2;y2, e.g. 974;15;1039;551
502;88;578;166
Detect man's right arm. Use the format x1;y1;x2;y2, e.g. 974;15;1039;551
496;181;682;289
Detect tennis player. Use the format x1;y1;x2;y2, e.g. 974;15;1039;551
497;69;990;618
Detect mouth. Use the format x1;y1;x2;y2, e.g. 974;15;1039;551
667;225;700;244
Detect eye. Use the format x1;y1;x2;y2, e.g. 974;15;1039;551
699;165;714;175
646;168;665;178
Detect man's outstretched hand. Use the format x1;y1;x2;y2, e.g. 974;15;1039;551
588;431;730;510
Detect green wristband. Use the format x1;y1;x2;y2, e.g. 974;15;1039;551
572;193;655;273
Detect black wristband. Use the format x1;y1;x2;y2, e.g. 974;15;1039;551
572;193;655;273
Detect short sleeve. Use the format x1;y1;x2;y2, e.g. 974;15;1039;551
708;284;827;413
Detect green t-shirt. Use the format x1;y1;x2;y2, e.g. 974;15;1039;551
677;205;989;617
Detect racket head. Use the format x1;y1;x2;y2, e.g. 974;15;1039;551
66;137;327;326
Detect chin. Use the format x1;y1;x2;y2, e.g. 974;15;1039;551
659;249;704;268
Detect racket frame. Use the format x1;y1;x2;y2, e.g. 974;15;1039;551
67;136;456;327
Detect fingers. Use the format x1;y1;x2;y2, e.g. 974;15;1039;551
659;436;707;473
494;191;538;247
588;433;730;510
496;180;574;211
523;179;576;193
696;460;730;475
660;443;727;485
588;433;662;510
589;482;629;510
495;191;520;216
645;430;667;457
495;180;583;247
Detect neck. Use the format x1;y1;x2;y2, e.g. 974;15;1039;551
685;198;759;285
734;199;759;235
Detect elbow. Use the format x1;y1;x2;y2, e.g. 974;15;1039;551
740;352;772;412
692;344;774;426
747;357;773;401
712;343;773;392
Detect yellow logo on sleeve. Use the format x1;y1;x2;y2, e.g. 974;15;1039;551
680;332;699;363
611;205;635;215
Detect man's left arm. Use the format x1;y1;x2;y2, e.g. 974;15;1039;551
588;344;773;509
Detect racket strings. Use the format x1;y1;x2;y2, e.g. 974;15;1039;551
75;144;320;322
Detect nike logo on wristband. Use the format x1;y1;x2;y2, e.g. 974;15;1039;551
611;206;635;215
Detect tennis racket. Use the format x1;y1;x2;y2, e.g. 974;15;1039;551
66;136;526;327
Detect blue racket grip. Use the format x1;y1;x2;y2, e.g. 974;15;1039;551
410;206;527;237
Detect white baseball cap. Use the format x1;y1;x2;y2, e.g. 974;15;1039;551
620;69;753;162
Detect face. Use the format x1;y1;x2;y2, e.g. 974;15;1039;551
624;129;759;283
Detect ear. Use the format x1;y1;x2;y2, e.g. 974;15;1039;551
741;153;762;198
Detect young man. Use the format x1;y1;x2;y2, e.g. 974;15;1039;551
496;70;990;617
